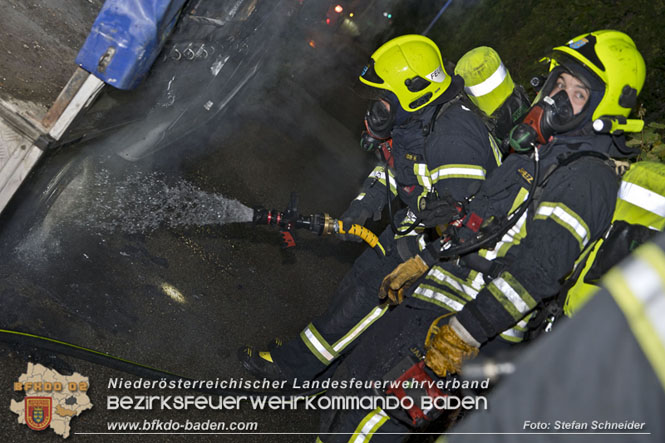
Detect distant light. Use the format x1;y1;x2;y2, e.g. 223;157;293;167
387;13;392;18
326;17;331;24
383;11;388;17
334;4;343;13
309;39;317;48
349;12;354;17
161;282;186;304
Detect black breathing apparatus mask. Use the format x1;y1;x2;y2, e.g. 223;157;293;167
508;89;578;152
360;91;413;152
360;99;394;152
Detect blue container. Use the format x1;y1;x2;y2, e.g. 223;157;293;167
76;0;188;90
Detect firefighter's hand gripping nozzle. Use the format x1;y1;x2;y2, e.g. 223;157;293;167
252;192;385;255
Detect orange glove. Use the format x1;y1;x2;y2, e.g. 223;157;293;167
425;320;479;377
378;255;429;305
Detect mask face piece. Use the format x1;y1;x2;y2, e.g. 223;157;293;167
509;89;576;151
365;99;395;140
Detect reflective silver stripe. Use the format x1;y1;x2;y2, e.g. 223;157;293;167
484;210;528;260
418;235;427;251
619;181;665;218
499;327;524;339
429;267;479;299
332;306;387;353
500;318;530;342
351;408;389;443
414;163;432;191
470;272;485;291
395;210;421;238
432;166;486;180
414;286;465;311
403;209;417;222
622;256;665;346
492;277;530;313
354;192;366;201
536;204;589;247
369;167;397;191
303;326;335;362
464;62;507;97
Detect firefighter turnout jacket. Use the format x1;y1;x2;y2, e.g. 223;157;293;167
351;97;503;231
413;133;622;344
443;231;665;443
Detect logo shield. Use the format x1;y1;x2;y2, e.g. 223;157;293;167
25;397;52;431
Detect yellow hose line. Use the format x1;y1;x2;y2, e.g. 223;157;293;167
337;221;385;255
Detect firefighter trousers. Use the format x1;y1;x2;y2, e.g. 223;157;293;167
272;223;406;380
316;301;443;443
315;296;515;442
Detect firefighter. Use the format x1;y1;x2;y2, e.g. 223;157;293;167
238;37;529;381
316;30;646;441
443;231;665;443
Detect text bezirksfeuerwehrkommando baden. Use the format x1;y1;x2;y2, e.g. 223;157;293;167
106;377;490;411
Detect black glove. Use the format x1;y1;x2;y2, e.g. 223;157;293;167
337;203;371;242
418;194;461;228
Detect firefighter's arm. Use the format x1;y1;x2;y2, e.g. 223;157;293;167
417;104;501;212
455;159;618;344
338;165;397;241
345;165;396;222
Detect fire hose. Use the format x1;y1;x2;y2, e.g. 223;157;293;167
252;192;385;256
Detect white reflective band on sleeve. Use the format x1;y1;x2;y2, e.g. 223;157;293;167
354;193;366;201
536;204;589;246
499;327;524;339
492;277;530;313
464;63;507;97
332;306;387;353
303;327;335;362
418;235;427;251
470;272;485;291
622;257;665;346
369;168;397;191
351;408;389;443
619;181;665;217
483;210;528;260
429;267;479;298
404;209;417;222
432;166;486;180
414;286;465;311
414;163;432;191
415;164;428;176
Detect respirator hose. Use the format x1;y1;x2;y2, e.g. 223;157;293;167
438;149;541;259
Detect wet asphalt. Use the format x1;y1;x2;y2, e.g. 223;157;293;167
0;4;391;441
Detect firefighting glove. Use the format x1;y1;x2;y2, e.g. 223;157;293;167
337;203;371;243
425;317;479;378
418;193;460;228
378;255;429;305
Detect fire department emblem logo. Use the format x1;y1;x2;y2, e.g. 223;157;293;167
25;397;52;431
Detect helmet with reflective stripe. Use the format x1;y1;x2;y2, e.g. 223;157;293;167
455;46;515;116
551;30;646;121
359;34;451;112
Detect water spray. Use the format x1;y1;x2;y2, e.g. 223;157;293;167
251;192;385;256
